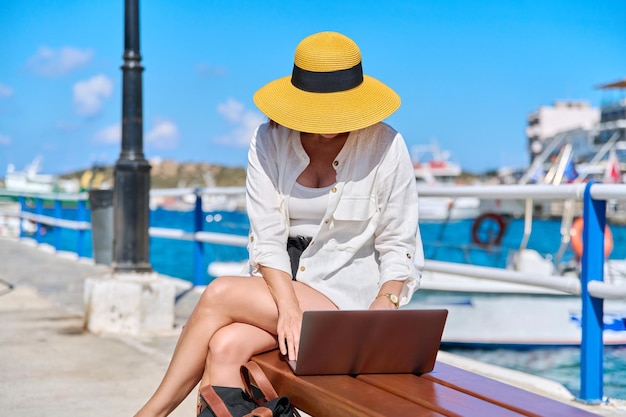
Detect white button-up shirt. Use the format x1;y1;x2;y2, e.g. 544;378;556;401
246;122;423;309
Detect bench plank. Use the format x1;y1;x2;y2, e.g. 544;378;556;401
252;350;446;417
422;362;599;417
357;373;526;417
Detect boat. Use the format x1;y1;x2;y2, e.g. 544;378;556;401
408;252;626;347
3;156;79;194
414;179;626;347
412;144;481;221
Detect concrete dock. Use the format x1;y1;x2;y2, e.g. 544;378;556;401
0;238;198;416
1;237;625;416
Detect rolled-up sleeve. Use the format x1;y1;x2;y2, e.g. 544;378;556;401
374;133;423;305
245;124;292;276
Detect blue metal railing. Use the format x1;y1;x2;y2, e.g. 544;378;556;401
2;183;626;403
193;189;205;286
580;182;605;403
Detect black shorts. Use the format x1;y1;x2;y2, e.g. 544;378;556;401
286;236;312;280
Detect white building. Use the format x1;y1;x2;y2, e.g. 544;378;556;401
522;79;626;188
525;101;600;163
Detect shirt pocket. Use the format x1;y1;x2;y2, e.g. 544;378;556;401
333;196;376;221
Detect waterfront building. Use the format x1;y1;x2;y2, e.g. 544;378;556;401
524;80;626;184
525;101;599;165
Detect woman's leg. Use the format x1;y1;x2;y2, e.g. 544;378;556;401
135;277;336;417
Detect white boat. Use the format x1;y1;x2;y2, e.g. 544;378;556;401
4;157;79;194
412;144;481;221
408;252;626;347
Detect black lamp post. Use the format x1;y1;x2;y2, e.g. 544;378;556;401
113;0;152;273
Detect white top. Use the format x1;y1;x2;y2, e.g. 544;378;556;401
245;122;423;310
288;182;333;238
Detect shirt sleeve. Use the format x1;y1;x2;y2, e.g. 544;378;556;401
374;133;424;305
245;123;292;276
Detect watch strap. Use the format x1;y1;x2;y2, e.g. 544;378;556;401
376;292;399;308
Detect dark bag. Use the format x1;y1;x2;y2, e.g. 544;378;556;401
197;386;256;417
197;361;299;417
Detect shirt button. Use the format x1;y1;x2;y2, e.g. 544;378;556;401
324;219;329;224
406;253;412;259
300;266;306;272
331;187;337;193
250;236;254;242
333;160;339;167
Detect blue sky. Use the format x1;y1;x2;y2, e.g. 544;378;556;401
1;0;625;175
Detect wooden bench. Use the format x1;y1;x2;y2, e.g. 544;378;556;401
251;350;599;417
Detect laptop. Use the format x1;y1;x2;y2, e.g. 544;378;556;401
286;309;448;376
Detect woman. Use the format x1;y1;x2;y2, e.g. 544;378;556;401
135;31;423;417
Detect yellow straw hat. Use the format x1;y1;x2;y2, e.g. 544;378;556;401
253;31;401;134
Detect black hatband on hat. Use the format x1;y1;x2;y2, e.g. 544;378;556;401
291;62;363;93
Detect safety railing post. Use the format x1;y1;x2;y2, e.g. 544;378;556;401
18;196;26;238
54;198;62;251
77;198;86;258
579;182;605;403
35;197;43;244
193;190;204;286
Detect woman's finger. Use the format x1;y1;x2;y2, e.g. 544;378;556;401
293;331;300;360
278;330;287;355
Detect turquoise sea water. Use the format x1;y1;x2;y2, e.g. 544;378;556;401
27;206;626;400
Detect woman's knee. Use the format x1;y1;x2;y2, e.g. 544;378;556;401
209;325;252;364
209;324;277;365
197;276;235;309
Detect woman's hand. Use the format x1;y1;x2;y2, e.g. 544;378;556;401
276;301;303;361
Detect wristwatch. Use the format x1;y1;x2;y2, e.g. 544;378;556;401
377;292;399;308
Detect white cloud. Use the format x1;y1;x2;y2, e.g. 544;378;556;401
73;74;113;117
93;123;121;145
215;98;265;147
146;118;180;150
0;134;11;145
0;83;13;98
93;119;179;149
27;46;94;77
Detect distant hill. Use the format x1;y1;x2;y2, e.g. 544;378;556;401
60;160;247;189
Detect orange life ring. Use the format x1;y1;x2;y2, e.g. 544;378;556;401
570;217;613;259
471;213;506;247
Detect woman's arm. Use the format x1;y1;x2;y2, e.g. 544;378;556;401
246;123;293;276
259;265;302;360
373;132;423;306
246;125;304;359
